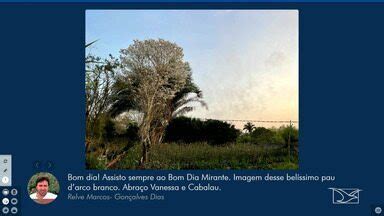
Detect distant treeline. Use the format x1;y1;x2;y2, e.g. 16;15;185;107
102;116;298;147
237;125;298;148
165;117;240;145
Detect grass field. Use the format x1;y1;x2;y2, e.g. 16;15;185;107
87;141;298;170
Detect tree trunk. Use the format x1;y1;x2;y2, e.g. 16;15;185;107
139;141;150;168
85;138;91;153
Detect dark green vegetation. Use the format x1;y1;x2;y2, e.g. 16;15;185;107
85;39;298;170
86;116;299;170
164;117;240;145
88;142;298;170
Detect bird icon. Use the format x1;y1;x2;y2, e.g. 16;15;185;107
329;188;362;204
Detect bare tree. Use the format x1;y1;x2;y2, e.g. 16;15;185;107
85;54;119;142
120;39;190;166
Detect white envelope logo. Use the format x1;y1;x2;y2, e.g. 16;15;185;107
329;188;362;204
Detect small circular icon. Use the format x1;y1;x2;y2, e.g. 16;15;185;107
10;189;17;196
28;172;60;205
10;207;17;214
2;189;9;196
2;198;9;205
10;198;17;205
2;176;9;184
3;159;8;164
375;207;383;214
2;207;9;214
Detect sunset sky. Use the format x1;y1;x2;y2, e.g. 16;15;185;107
86;10;298;128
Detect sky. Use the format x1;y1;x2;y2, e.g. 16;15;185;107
86;10;298;129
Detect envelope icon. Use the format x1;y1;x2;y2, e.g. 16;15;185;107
329;188;362;204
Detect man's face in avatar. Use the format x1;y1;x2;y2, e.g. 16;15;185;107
36;180;49;197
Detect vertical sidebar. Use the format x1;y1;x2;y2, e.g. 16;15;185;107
0;155;12;186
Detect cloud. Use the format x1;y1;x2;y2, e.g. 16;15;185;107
265;51;287;68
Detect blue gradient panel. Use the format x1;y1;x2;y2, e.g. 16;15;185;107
0;3;384;216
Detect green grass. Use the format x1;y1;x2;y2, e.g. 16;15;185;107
102;142;299;170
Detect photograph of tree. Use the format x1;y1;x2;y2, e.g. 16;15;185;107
85;10;298;170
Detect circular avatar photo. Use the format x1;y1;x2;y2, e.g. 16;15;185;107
28;172;59;204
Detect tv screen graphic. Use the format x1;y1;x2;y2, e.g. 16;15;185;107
0;2;383;216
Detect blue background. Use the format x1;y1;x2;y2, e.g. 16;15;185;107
0;3;383;216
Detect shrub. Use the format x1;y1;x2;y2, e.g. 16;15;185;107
251;127;275;145
86;152;107;170
278;125;299;148
237;125;298;147
120;122;140;142
236;134;252;144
